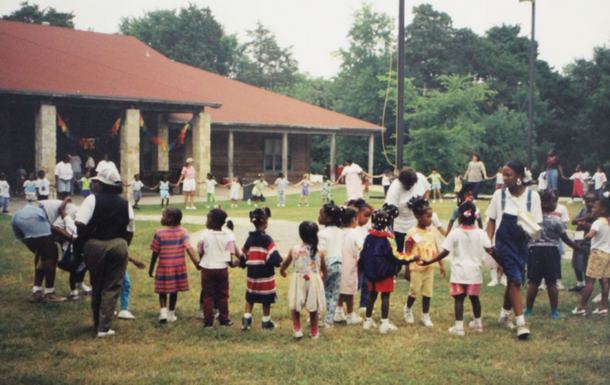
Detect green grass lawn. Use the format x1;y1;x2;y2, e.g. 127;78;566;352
1;193;608;384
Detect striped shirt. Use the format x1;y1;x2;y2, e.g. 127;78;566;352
150;228;192;267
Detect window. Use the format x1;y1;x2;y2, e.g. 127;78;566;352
263;138;291;172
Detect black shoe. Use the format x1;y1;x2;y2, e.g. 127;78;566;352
568;286;584;293
241;316;252;331
203;322;213;329
261;320;277;330
220;319;234;327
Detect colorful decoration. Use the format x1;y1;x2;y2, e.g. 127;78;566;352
56;112;122;150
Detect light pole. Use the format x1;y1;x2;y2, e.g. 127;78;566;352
523;0;536;169
396;0;405;171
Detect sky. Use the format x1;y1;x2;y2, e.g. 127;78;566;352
2;0;609;78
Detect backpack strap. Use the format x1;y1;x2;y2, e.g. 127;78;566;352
527;189;532;212
501;188;506;211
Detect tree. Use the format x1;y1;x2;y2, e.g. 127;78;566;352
119;4;239;76
2;1;74;28
235;22;299;90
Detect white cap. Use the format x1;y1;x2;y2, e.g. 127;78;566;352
92;167;122;186
186;157;194;164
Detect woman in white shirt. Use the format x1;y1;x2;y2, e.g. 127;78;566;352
486;161;542;340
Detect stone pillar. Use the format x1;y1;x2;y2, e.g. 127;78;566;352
35;104;57;184
191;111;211;197
152;115;169;171
368;134;375;175
228;130;234;181
282;132;288;176
330;133;336;182
120;109;140;202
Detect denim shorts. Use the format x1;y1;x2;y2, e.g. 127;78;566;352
11;203;52;242
57;179;71;193
160;190;170;200
133;190;142;202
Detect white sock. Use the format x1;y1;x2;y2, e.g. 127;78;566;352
33;286;42;294
490;269;498;282
44;287;55;294
404;305;412;312
381;318;389;324
500;308;511;318
421;313;429;320
335;308;344;315
346;313;354;319
262;316;271;322
515;315;525;327
473;318;482;326
455;320;464;328
71;290;78;295
577;281;585;287
244;313;252;319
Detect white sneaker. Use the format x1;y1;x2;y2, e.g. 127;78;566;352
346;314;363;324
197;309;204;319
379;321;398;334
517;324;530;340
498;315;516;330
567;199;574;204
168;313;178;323
323;322;334;329
191;206;197;210
469;321;483;333
159;308;168;323
358;307;367;314
97;329;116;338
440;199;443;203
500;275;507;286
592;293;602;303
117;310;135;320
420;315;434;327
448;326;465;336
363;318;377;330
433;200;437;203
293;329;303;339
76;282;92;295
557;280;565;291
403;306;414;324
333;311;347;323
282;204;286;207
487;280;499;287
277;204;280;207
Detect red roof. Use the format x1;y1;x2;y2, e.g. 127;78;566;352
0;21;382;131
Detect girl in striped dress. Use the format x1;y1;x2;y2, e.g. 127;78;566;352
149;208;200;323
240;207;283;330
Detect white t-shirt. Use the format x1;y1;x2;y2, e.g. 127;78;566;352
319;226;343;265
590;218;610;254
130;180;144;191
432;212;442;229
55;161;73;180
382;176;391;187
485;188;543;244
70;156;82;174
205;179;217;194
593;172;607;190
442;227;491;284
37;178;51;196
343;227;364;258
569;172;587;184
85;156;95;169
198;229;236;269
275;178;289;191
38;200;64;225
230;181;241;195
384;173;431;233
538;172;548;190
554;204;570;223
75;195;135;233
0;180;11;197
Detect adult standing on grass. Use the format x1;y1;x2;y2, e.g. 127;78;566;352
486;161;542;340
55;154;74;199
176;158;198;210
545;149;564;193
75;167;135;338
463;154;489;200
335;159;366;201
384;167;431;252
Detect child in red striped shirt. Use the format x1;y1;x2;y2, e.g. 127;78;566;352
149;208;200;323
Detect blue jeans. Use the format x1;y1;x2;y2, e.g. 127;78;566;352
120;272;131;311
324;263;342;324
469;182;481;199
359;275;370;308
547;169;559;192
0;196;9;212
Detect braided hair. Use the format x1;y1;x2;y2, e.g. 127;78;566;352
299;221;319;259
382;203;399;219
249;206;271;229
407;196;431;218
347;198;371;212
371;209;392;231
458;201;479;226
322;201;342;226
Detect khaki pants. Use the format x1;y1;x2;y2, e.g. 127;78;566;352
84;238;128;332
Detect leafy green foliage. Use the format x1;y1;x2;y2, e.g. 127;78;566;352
2;1;74;28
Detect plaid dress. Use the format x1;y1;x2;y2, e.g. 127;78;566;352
150;228;191;294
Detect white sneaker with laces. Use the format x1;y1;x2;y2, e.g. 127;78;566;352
346;314;363;325
97;329;116;338
159;308;168;323
379;321;398;334
118;310;135;320
448;326;464;336
469;321;483;333
403;306;414;324
420;315;434;327
333;311;347;323
517;324;530;340
363;318;377;330
498;315;516;330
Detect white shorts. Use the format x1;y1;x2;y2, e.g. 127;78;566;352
183;178;196;192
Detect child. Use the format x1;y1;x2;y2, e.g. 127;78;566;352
566;165;585;203
75;171;92;198
128;174;145;209
241;207;283;330
24;173;38;202
538;166;548;191
321;175;333;203
488;166;504;191
420;201;492;336
573;196;610;316
591;165;607;197
293;173;311;207
569;191;598;292
382;170;393;199
348;198;374;312
403;197;445;327
524;190;582;319
36;170;50;201
149;208;200;323
427;169;448;203
245;174;269;208
280;221;327;339
334;206;364;325
274;172;289;207
361;207;417;333
453;170;463;202
147;175;174;209
197;208;242;328
229;176;242;208
318;201;344;328
0;173;10;213
446;185;483;235
203;173;218;209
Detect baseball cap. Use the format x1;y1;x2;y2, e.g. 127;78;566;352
186;157;195;164
92;167;122;186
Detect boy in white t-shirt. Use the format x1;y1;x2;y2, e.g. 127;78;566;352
0;172;10;213
36;170;51;201
197;208;242;327
127;174;145;209
203;173;220;209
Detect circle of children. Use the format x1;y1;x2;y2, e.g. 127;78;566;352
5;154;610;341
